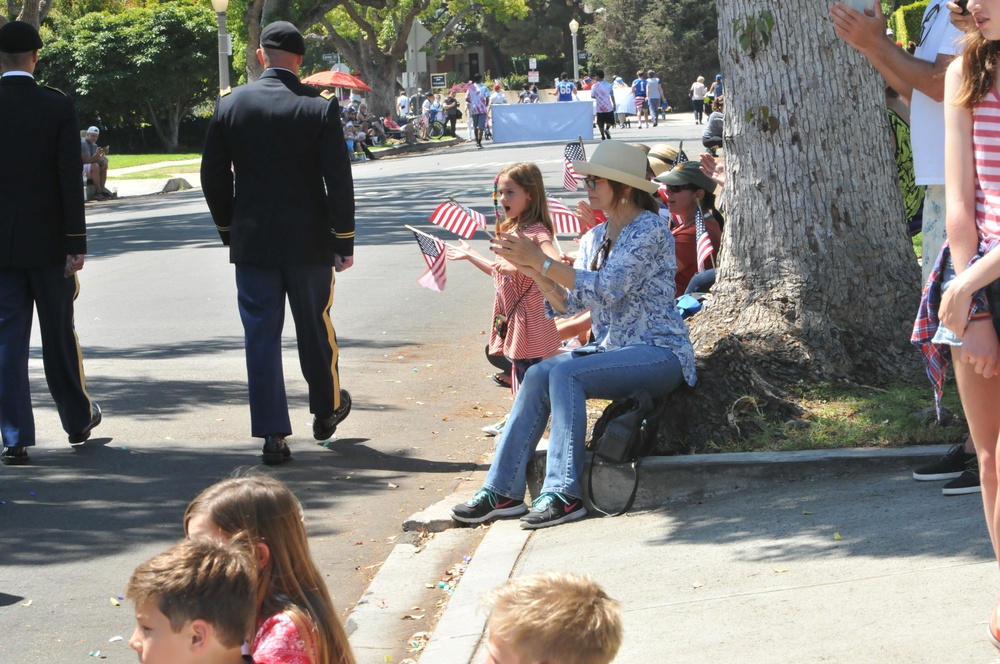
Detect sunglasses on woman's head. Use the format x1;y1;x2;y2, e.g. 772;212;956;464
583;177;608;191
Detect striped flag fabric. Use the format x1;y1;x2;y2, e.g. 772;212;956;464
546;197;582;235
673;142;688;166
563;142;587;191
695;207;714;272
429;201;488;239
413;231;447;291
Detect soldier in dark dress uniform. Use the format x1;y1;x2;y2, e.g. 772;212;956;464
0;22;101;466
201;21;355;464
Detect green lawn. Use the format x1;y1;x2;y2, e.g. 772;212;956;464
108;153;201;169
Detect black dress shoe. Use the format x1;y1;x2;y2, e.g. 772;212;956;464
312;389;352;440
1;446;29;465
261;435;291;465
69;402;102;445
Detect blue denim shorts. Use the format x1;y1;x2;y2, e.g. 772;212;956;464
932;257;963;347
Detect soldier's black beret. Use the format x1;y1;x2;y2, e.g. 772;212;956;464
0;21;43;54
259;21;305;55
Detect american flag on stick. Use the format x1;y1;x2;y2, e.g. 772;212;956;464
695;206;714;272
673;142;689;166
546;197;583;235
428;200;488;239
563;141;587;191
412;231;447;291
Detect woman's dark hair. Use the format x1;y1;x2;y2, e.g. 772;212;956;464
608;180;659;214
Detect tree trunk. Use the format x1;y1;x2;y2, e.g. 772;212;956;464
654;0;923;453
318;15;408;120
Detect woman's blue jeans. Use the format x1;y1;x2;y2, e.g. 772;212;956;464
483;345;684;501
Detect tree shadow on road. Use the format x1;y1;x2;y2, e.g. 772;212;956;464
0;435;474;567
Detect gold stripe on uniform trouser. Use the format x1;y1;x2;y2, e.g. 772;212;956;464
323;269;340;411
71;274;93;405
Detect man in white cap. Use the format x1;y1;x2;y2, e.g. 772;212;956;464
81;125;111;199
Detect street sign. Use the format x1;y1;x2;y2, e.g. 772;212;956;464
528;70;539;83
529;58;537;69
322;53;338;63
431;73;447;88
578;51;589;60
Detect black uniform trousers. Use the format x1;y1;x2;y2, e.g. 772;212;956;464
235;263;341;438
0;266;92;447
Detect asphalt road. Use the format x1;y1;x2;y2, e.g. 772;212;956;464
0;117;705;663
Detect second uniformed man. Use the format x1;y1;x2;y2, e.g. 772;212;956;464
201;21;354;464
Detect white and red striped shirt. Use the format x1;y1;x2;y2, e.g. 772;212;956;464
972;90;1000;243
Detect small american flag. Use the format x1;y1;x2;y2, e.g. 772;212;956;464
695;207;714;272
429;201;488;239
673;142;688;166
546;197;582;235
413;232;447;291
563;142;586;191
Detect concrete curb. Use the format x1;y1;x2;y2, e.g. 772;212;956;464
527;445;953;512
416;520;530;664
345;528;483;663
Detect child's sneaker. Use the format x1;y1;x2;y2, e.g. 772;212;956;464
481;416;507;437
990;601;1000;650
519;492;587;529
452;488;527;524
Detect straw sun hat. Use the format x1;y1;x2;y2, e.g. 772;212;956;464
571;141;660;194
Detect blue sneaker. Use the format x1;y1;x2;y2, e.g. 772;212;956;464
519;492;587;530
452;488;527;524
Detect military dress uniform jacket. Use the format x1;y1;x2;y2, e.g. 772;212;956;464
201;68;355;265
0;76;86;266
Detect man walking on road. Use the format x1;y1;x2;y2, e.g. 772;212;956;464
0;22;101;466
200;21;355;465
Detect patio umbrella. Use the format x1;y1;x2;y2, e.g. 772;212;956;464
301;70;372;91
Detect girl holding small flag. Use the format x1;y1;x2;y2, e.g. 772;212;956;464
446;162;562;392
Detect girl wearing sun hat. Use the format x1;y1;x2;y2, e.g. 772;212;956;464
451;141;697;530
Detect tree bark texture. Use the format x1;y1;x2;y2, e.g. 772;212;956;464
655;1;925;452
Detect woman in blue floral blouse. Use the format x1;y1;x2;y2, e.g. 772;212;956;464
451;141;697;529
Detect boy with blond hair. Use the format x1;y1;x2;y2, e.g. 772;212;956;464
484;572;622;664
126;539;256;664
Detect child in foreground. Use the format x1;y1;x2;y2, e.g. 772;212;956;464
185;474;356;664
127;538;257;664
483;572;622;664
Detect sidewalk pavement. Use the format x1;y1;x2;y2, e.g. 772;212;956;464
354;446;1000;664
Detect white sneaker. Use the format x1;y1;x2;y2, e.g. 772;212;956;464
482;416;507;437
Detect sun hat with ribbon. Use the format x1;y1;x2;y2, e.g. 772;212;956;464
571;141;660;194
646;143;680;178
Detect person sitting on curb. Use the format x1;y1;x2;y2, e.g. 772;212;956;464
451;141;696;529
81;125;112;199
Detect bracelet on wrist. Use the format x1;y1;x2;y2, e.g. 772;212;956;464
540;283;559;295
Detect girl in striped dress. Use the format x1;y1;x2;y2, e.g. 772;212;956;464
447;163;562;391
934;10;1000;648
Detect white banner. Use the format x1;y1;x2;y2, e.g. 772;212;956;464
491;101;594;144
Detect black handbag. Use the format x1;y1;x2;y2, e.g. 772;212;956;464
587;390;658;516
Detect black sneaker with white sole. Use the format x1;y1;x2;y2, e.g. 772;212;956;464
942;457;981;496
452;488;527;524
519;492;587;530
913;443;974;481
